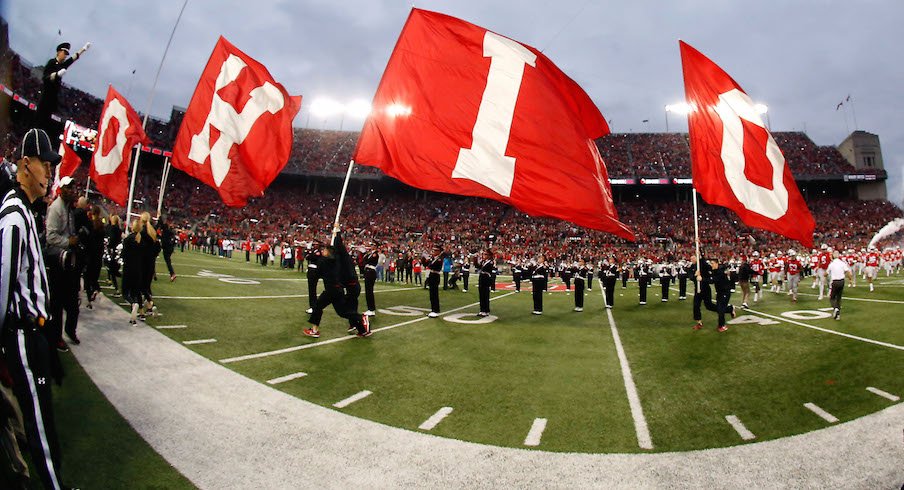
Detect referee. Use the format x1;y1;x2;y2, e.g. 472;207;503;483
826;250;852;320
1;129;68;490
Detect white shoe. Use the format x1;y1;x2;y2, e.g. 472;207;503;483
427;312;439;318
364;310;375;316
639;301;646;305
573;307;583;312
462;289;468;292
306;307;313;314
870;284;874;292
606;305;612;309
532;311;542;315
817;295;823;301
130;303;139;323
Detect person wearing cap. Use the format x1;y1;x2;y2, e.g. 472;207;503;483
1;128;72;489
36;41;90;135
528;254;548;315
45;173;82;349
476;250;495;317
423;245;445;317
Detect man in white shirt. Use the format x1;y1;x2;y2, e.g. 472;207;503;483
826;251;852;320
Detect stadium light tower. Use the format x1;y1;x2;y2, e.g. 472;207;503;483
665;102;693;132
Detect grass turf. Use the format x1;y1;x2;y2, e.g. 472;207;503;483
114;250;903;454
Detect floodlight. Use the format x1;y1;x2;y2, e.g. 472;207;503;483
310;97;344;117
665;102;693;115
346;99;372;119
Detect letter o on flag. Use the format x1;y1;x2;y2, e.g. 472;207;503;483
715;89;789;220
94;98;131;175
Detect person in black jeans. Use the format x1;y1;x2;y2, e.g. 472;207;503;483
529;255;548;315
693;256;735;332
476;251;495;316
156;214;177;281
423;245;445;318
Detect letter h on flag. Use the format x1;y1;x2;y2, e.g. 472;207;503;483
353;9;633;240
679;41;814;247
89;85;149;207
171;36;301;207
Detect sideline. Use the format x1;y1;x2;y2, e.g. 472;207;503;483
71;294;904;488
219;292;517;363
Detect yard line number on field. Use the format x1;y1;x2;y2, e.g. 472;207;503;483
219;292;517;364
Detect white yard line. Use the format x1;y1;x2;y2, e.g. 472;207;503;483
600;287;653;450
744;308;904;351
866;387;900;402
791;291;904;305
333;390;372;408
267;372;308;385
804;403;839;423
523;418;547;447
418;407;454;431
183;339;217;345
156;325;188;330
219;292;517;364
725;415;756;441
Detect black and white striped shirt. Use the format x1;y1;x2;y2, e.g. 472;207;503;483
1;187;50;332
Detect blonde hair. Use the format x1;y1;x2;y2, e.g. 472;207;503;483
139;211;158;241
131;219;142;243
110;215;120;226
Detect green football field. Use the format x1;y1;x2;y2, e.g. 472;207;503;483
106;249;904;454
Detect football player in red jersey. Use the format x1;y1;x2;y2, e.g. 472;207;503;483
816;244;832;300
786;251;802;302
864;246;881;292
749;251;764;303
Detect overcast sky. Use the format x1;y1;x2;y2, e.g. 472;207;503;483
5;0;903;206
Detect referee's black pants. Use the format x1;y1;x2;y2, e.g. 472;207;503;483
830;279;845;311
2;323;63;490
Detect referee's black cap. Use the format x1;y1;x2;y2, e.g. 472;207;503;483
19;128;61;166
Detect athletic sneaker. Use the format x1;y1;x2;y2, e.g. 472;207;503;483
347;326;358;335
639;301;646;305
532;311;542;315
742;303;749;309
477;312;490;317
605;305;612;309
693;321;703;331
717;325;729;332
462;289;468;293
303;328;320;338
306;308;314;314
833;308;840;320
573;307;583;312
364;310;375;317
361;313;370;334
357;330;373;338
427;312;439;318
170;274;177;282
56;340;69;352
661;299;667;302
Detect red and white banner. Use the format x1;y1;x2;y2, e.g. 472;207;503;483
353;9;633;240
89;85;148;206
171;36;302;207
680;41;814;247
51;141;82;196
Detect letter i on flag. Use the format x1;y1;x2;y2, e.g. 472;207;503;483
171;36;301;207
52;141;82;196
679;41;814;247
89;85;148;206
353;9;633;240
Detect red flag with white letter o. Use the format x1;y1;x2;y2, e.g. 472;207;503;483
171;36;302;207
353;9;633;240
89;85;148;206
680;41;814;248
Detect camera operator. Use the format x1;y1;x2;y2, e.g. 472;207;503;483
45;177;83;349
1;128;71;489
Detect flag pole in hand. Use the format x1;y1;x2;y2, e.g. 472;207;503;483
331;160;355;245
692;186;702;290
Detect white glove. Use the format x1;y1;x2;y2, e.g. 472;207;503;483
78;42;91;54
50;68;67;80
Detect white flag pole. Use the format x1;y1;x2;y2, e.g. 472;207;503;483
156;156;171;217
125;0;189;229
331;160;355;245
125;145;142;227
692;187;702;289
85;176;91;199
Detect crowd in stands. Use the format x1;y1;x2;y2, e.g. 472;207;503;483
3;43;900;265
